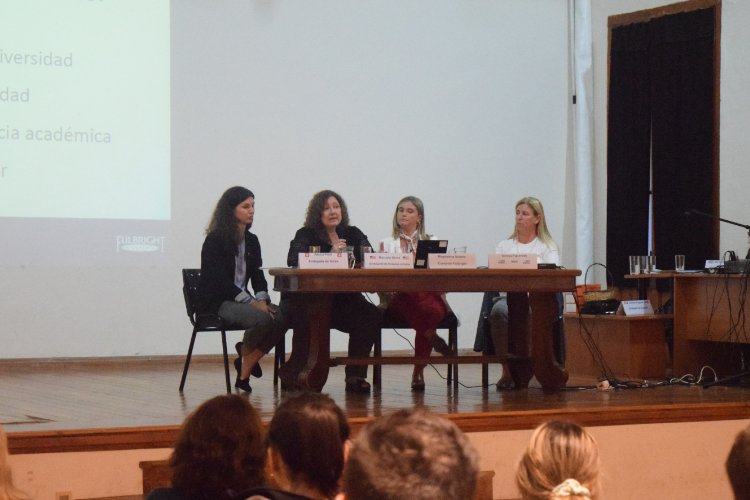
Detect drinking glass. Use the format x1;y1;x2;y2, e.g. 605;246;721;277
629;256;640;275
675;255;686;271
450;246;467;254
638;256;647;274
495;246;503;255
360;246;373;262
346;246;356;269
309;246;321;253
646;255;656;273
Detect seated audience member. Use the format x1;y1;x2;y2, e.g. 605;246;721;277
726;424;750;500
197;186;288;393
339;409;479;500
516;421;600;500
238;393;349;500
282;190;380;393
0;424;31;500
145;395;266;500
378;196;452;391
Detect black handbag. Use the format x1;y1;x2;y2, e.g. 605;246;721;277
579;263;620;315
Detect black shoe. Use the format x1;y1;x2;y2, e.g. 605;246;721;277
430;336;453;357
235;376;252;393
345;377;371;394
234;342;262;378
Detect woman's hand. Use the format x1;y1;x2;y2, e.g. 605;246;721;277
251;300;275;319
333;238;347;252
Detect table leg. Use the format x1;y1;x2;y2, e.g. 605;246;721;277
297;293;334;392
528;291;569;394
507;292;533;389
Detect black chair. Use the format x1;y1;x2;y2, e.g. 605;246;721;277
373;312;459;387
179;268;285;393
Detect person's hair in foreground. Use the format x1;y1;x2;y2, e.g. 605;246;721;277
726;424;750;500
169;395;265;500
267;393;350;500
0;424;31;500
516;421;600;500
341;409;479;500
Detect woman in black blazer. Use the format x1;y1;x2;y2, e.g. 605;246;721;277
282;190;379;393
197;186;288;393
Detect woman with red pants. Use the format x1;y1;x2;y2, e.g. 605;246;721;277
379;196;452;391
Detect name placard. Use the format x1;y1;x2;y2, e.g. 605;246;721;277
617;300;655;316
363;253;414;269
298;253;348;269
488;253;536;269
427;253;477;269
705;259;722;269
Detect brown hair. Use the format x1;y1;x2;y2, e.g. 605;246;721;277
727;425;750;500
303;190;350;243
342;409;479;500
169;395;266;500
267;393;350;499
0;424;31;500
516;421;600;500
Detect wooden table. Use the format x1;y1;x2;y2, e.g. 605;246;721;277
270;268;580;393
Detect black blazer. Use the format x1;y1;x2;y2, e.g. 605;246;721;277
287;225;372;268
197;227;268;315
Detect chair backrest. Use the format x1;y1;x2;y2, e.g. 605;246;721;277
182;268;202;325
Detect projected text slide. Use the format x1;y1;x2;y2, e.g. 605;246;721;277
0;0;170;220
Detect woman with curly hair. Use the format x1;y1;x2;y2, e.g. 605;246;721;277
282;190;380;393
0;424;31;500
145;395;266;500
197;186;288;392
516;421;600;500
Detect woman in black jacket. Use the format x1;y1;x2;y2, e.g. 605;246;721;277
282;190;379;393
197;186;287;393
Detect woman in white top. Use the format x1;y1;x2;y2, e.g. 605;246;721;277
379;196;452;391
492;197;559;389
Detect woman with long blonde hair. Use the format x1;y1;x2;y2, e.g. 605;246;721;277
0;424;31;500
516;421;600;500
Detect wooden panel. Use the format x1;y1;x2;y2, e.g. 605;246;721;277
140;460;170;495
608;0;720;28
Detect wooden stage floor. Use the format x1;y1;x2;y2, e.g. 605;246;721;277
3;355;750;454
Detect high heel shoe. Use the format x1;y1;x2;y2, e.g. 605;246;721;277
234;342;262;378
411;371;425;391
429;335;453;357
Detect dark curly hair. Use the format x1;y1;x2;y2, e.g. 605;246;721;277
303;190;350;243
267;393;350;500
169;395;266;500
206;186;255;248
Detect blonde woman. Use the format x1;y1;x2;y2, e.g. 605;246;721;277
492;197;559;389
0;424;31;500
516;421;600;500
379;196;452;391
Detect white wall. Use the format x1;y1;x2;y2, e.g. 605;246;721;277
0;1;571;358
590;0;750;272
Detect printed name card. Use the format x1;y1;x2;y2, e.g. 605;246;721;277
488;253;536;270
298;253;348;269
363;253;414;269
705;260;722;269
427;253;477;269
617;300;655;316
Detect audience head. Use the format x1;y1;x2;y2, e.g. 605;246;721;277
206;186;255;244
391;196;430;240
341;409;479;500
169;395;266;500
304;190;350;238
266;392;350;500
516;421;600;500
0;424;30;500
510;196;557;249
726;424;750;500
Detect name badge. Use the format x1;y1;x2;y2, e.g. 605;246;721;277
617;300;654;316
488;253;536;269
705;260;722;269
427;254;477;269
363;253;414;269
298;253;348;269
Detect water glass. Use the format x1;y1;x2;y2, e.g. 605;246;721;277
396;242;412;253
495;246;503;255
675;254;686;271
629;256;640;275
309;246;321;253
638;256;647;274
345;246;356;269
646;255;656;273
451;246;467;254
360;246;372;263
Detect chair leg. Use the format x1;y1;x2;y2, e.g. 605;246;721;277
374;330;382;387
447;329;453;386
221;331;231;394
450;325;458;389
273;338;285;386
179;329;199;392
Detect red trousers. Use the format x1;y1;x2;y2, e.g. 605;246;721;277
386;292;447;369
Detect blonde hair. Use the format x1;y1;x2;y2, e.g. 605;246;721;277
0;425;31;500
509;197;558;251
516;421;600;500
391;196;431;240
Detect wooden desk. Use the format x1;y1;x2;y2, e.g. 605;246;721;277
270;268;580;393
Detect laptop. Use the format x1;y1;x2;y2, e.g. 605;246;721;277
414;240;448;269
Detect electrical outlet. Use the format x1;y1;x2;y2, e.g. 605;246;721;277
56;492;72;500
